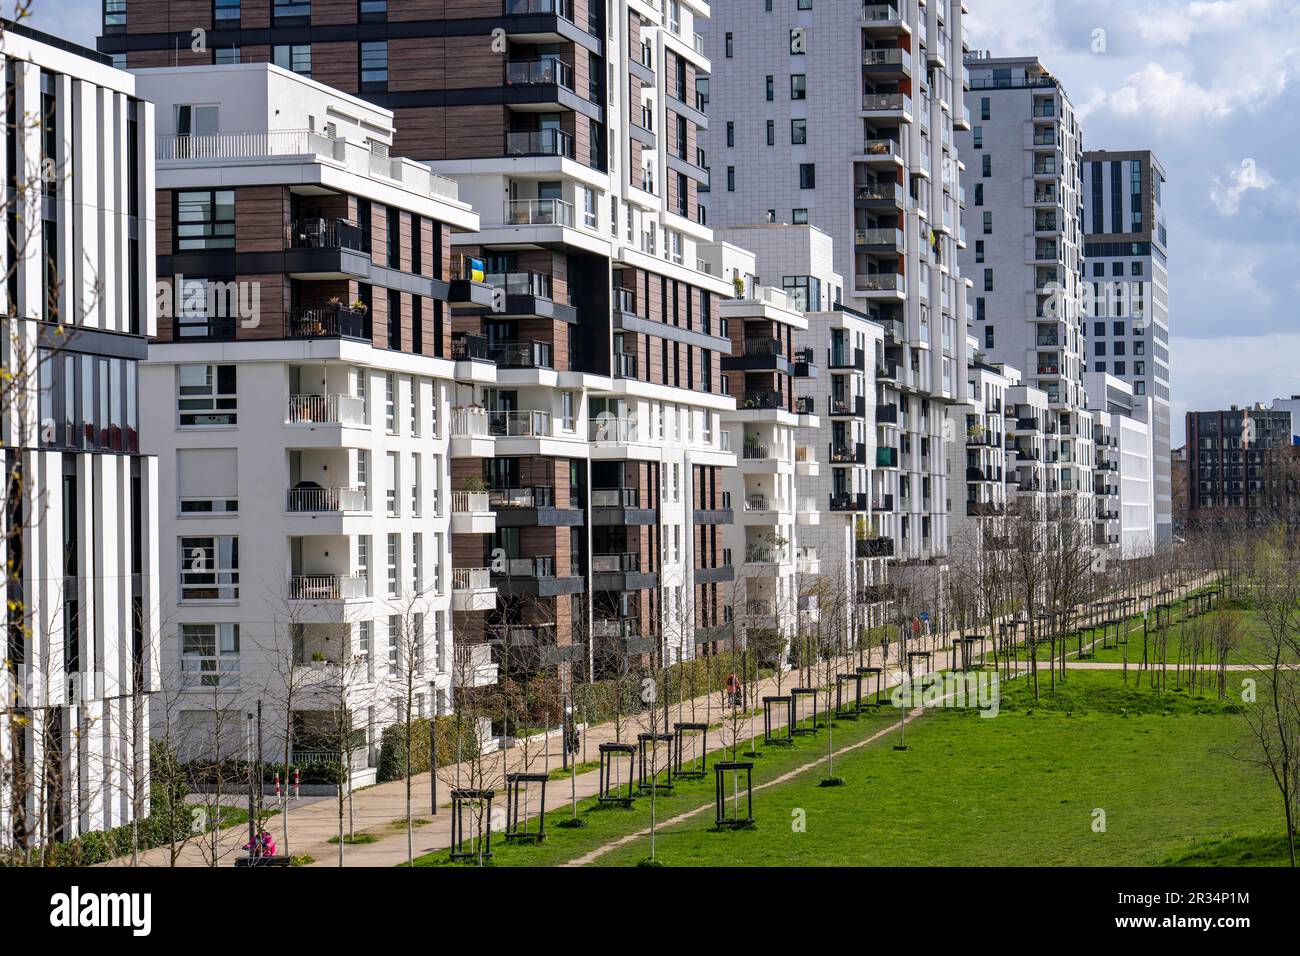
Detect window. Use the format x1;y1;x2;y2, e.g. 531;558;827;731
360;41;388;87
980;97;990;120
104;0;127;26
411;453;422;516
178;448;238;514
792;208;808;225
273;0;310;20
790;75;807;100
973;126;982;149
178;364;236;426
983;326;993;349
1094;341;1106;356
180;623;240;687
1135;361;1145;376
384;372;396;433
982;211;992;235
386;451;400;516
765;75;774;101
412;533;423;592
727;166;735;192
272;44;311;76
982;155;991;177
562;391;576;431
360;0;387;15
975;240;984;263
725;33;733;57
214;0;240;22
799;163;816;189
766;120;774;146
180;536;239;600
983;269;993;292
791;119;807;144
175;190;234;251
726;121;734;147
214;47;241;64
974;183;984;207
1094;362;1106;373
387;533;400;596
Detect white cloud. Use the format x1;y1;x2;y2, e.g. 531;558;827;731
1136;0;1281;47
1209;160;1276;214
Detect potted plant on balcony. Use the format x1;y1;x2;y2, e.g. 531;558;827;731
463;476;487;494
731;274;746;299
310;651;328;669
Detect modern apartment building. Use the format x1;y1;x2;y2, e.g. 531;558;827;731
134;63;484;771
1084;371;1156;559
946;349;1014;551
1082;149;1171;547
1186;405;1298;523
104;2;743;677
1;24;159;847
711;223;895;634
702;0;974;575
959;54;1093;519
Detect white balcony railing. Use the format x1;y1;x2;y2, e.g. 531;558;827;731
452;568;492;591
287;393;366;426
289;574;367;601
286;486;368;513
505;197;575;227
451;491;491;514
451;406;491;437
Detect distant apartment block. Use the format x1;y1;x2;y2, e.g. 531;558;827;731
1186;405;1299;523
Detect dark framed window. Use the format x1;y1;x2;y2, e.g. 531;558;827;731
360;41;388;89
798;163;815;189
360;0;387;18
765;75;774;101
791;119;807;144
790;75;807;100
175;190;235;251
214;0;240;22
103;0;127;27
273;0;310;22
272;44;311;77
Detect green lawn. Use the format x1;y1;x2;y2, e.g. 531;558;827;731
409;669;1284;868
594;671;1283;867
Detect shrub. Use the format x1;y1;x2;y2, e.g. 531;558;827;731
377;715;481;782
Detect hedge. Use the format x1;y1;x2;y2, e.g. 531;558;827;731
376;715;482;782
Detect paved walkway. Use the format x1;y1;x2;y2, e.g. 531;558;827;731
109;577;1220;867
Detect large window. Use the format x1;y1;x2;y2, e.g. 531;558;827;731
360;41;388;88
790;75;807;100
214;0;240;22
273;0;311;20
178;364;237;426
103;0;126;27
176;189;234;251
272;44;312;76
180;536;240;600
180;623;240;687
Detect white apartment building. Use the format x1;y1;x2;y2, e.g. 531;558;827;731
947;350;1015;551
702;0;974;578
134;64;483;774
1;25;159;847
711;224;893;635
1085;372;1156;560
959;54;1094;521
1082;149;1171;546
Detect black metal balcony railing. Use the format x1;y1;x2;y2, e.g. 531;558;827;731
795;395;815;416
743;389;782;410
505;128;574;158
856;536;894;559
876;403;898;424
872;494;894;512
591;487;638;508
452;332;490;361
485;271;553;299
791;347;815;365
495;556;557;578
830;442;865;465
744;337;784;357
287;304;369;339
290;218;364;251
506;58;574;90
829;492;869;512
491;340;554;369
489;486;556;509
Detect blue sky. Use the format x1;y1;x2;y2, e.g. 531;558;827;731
19;0;1300;446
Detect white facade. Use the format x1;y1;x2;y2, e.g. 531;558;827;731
702;0;973;569
959;55;1094;522
134;65;483;772
1;27;159;847
1082;150;1171;546
1085;372;1156;560
947;352;1016;549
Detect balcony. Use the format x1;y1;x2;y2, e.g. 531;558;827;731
505;198;575;227
862;48;911;74
593;618;641;642
855;181;905;209
872;493;894;512
505;129;574;158
453;643;499;688
856;536;895;558
830;395;867;418
795;445;819;476
743;493;773;513
744;546;785;567
286;486;367;514
861;4;906;29
289;217;364;251
589;416;640;444
829;492;869;512
289;574;366;602
855;272;906;295
877;447;899;468
286;304;369;341
489;486;583;528
286;393;366;427
592;552;658;591
724;338;792;376
591;487;656;526
492;556;583;597
966;501;1005;518
614;352;638;379
861;138;904;164
795;395;816;418
830;442;867;465
490;340;555;369
829;346;866;370
861;92;911;118
855;227;906;254
505;58;574;90
451;492;496;535
742;441;775;461
452;567;497;612
487;409;553;437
